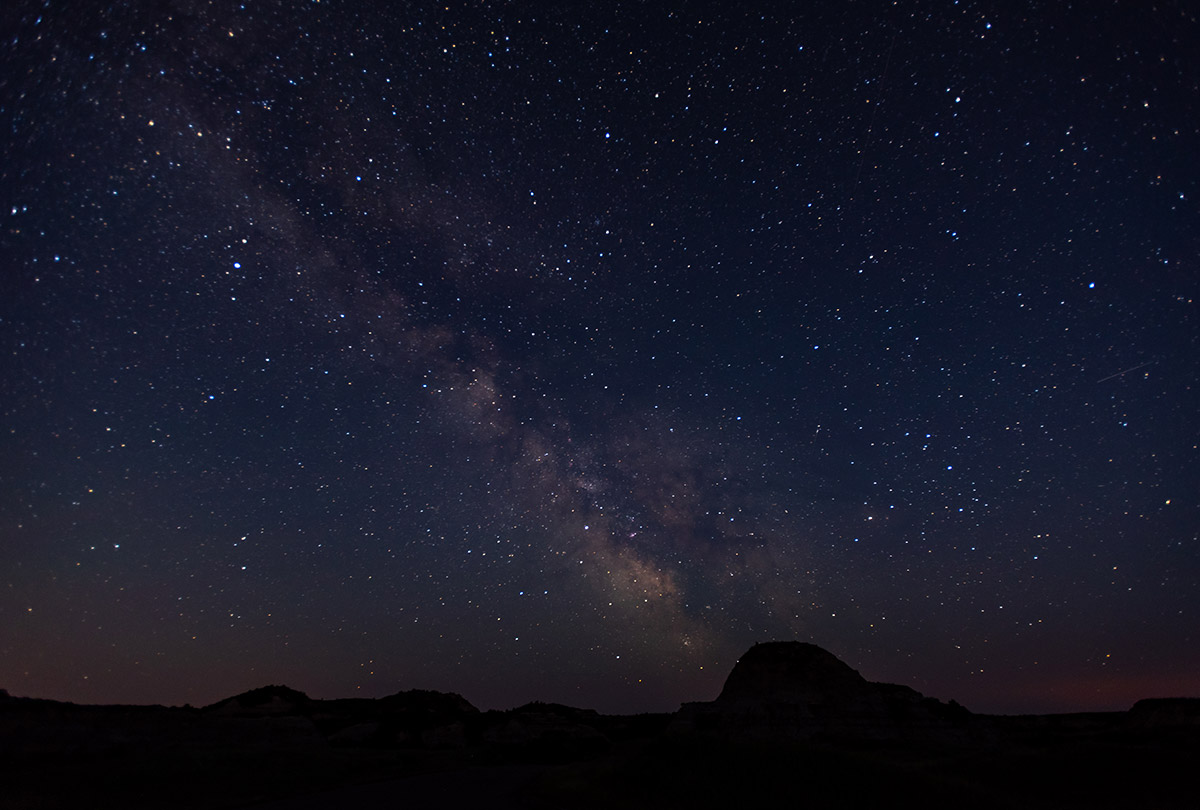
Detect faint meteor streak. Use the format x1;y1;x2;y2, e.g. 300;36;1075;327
1097;361;1154;383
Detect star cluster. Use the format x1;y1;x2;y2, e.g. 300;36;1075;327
2;1;1197;714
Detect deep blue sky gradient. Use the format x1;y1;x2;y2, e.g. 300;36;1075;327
2;0;1197;714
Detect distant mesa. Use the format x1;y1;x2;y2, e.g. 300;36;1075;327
672;641;976;744
378;688;478;716
1127;697;1200;728
199;684;483;749
202;684;479;718
204;684;314;717
717;641;871;703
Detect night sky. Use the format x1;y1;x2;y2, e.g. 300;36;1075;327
3;1;1198;716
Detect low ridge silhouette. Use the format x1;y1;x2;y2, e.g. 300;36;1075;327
3;642;1196;809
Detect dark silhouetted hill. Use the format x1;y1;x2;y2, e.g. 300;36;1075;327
2;641;1195;809
671;641;979;744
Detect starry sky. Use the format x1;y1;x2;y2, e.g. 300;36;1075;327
2;0;1198;716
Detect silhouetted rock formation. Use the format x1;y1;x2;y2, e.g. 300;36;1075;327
379;688;477;716
717;641;870;702
204;684;314;717
5;645;1200;809
672;641;977;744
373;688;478;748
195;685;323;747
1127;697;1200;728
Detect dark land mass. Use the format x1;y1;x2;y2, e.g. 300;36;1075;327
3;643;1197;809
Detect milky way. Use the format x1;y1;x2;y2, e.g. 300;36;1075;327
2;1;1197;714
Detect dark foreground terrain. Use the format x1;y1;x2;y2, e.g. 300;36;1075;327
3;643;1197;809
